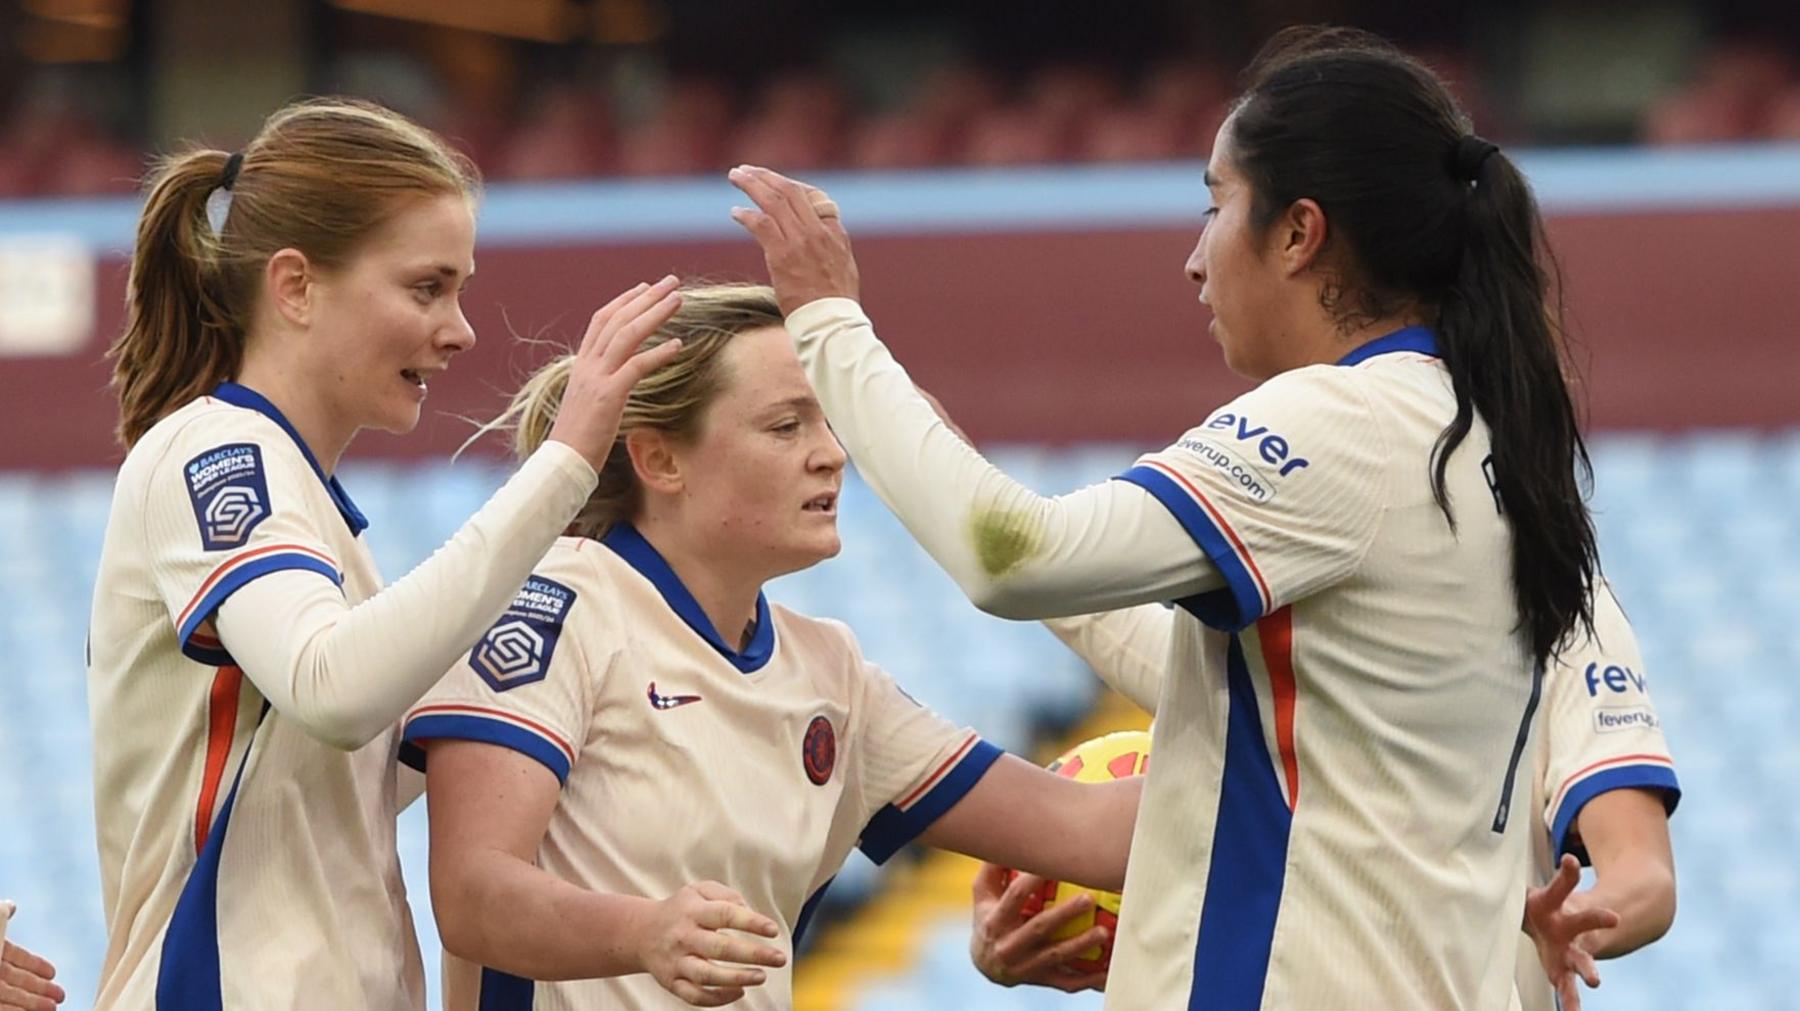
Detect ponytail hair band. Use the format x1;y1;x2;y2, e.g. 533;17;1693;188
220;151;244;191
1453;134;1499;184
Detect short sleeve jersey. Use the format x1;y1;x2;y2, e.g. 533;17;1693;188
1104;329;1542;1011
402;525;1000;1011
1513;584;1679;1011
87;384;422;1010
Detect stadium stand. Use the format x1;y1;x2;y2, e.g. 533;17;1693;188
5;432;1798;1009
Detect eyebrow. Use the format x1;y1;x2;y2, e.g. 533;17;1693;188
762;395;820;415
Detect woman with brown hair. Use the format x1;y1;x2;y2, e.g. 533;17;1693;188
86;98;682;1009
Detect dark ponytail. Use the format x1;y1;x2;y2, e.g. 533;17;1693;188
1230;26;1597;666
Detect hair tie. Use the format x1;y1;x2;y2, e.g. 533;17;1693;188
220;151;244;191
1452;135;1498;184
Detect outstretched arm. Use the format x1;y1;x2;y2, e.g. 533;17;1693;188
729;166;1223;620
917;753;1139;893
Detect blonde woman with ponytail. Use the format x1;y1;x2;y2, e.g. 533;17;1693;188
86;97;684;1010
402;283;1142;1010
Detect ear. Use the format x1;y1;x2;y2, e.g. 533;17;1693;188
626;428;684;496
1275;198;1330;277
265;248;315;327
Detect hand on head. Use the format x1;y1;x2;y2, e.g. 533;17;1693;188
728;165;861;316
546;276;688;471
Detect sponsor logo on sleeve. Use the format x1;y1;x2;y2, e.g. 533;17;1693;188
1582;661;1648;697
184;443;272;551
1593;705;1660;734
1168;412;1314;505
469;575;577;692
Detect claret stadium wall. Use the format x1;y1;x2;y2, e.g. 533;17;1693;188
2;144;1799;469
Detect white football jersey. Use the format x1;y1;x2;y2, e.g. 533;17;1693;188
1514;584;1678;1011
87;384;418;1010
1103;329;1539;1011
403;525;1000;1010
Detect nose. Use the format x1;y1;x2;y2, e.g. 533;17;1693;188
812;426;848;473
1185;235;1206;287
440;304;477;354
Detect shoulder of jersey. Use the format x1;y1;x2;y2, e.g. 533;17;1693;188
769;605;863;668
120;395;297;482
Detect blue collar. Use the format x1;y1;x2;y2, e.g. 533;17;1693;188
1335;325;1440;367
600;523;775;674
211;382;369;535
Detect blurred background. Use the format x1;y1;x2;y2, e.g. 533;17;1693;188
1;0;1798;1008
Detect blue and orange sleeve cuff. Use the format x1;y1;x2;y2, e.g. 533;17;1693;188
1549;764;1682;862
401;708;575;785
1115;464;1265;631
175;548;343;666
860;738;1003;864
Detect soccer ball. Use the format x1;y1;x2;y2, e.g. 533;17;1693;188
1005;729;1151;973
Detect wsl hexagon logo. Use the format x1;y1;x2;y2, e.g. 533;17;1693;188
184;443;273;551
469;576;577;693
203;486;266;546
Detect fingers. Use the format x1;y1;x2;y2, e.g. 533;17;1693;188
1013;921;1107;979
669;978;747;1008
679;954;767;989
0;945;53;982
578;280;654;357
728;167;798;235
696;900;781;941
993;870;1045;925
1573;948;1602;988
1563;905;1621;938
972;862;1009;903
593;284;682;368
1052;968;1110;994
1542;854;1581;908
1558;973;1582;1011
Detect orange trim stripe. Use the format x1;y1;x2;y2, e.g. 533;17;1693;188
1257;607;1301;810
406;703;577;765
898;733;978;810
194;665;244;853
177;543;339;630
1550;752;1674;814
1143;459;1274;610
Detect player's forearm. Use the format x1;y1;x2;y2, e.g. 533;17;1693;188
788;298;1220;619
1576;853;1676;957
216;443;597;749
432;846;654;980
1042;606;1172;714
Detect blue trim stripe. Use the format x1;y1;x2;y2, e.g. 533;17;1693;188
211;383;370;535
1189;635;1293;1011
156;703;268;1010
403;713;573;784
478;967;534;1009
860;740;1003;864
1549;764;1681;863
176;553;343;664
793;875;836;951
601;523;775;673
1335;325;1439;366
1115;465;1264;631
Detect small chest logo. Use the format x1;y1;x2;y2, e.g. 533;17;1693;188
647;681;703;710
802;715;836;786
184;443;271;551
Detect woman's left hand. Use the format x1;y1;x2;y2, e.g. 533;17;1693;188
728;165;860;316
1523;854;1621;1011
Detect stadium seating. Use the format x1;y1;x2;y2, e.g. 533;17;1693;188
5;431;1798;1009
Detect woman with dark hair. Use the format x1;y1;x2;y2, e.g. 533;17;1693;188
729;26;1604;1011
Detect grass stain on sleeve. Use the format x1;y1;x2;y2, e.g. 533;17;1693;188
970;506;1044;579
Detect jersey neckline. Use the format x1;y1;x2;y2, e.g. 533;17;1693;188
599;522;776;674
1334;325;1439;367
210;382;370;535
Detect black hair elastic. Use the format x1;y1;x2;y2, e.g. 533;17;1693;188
1453;135;1499;183
220;151;244;191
